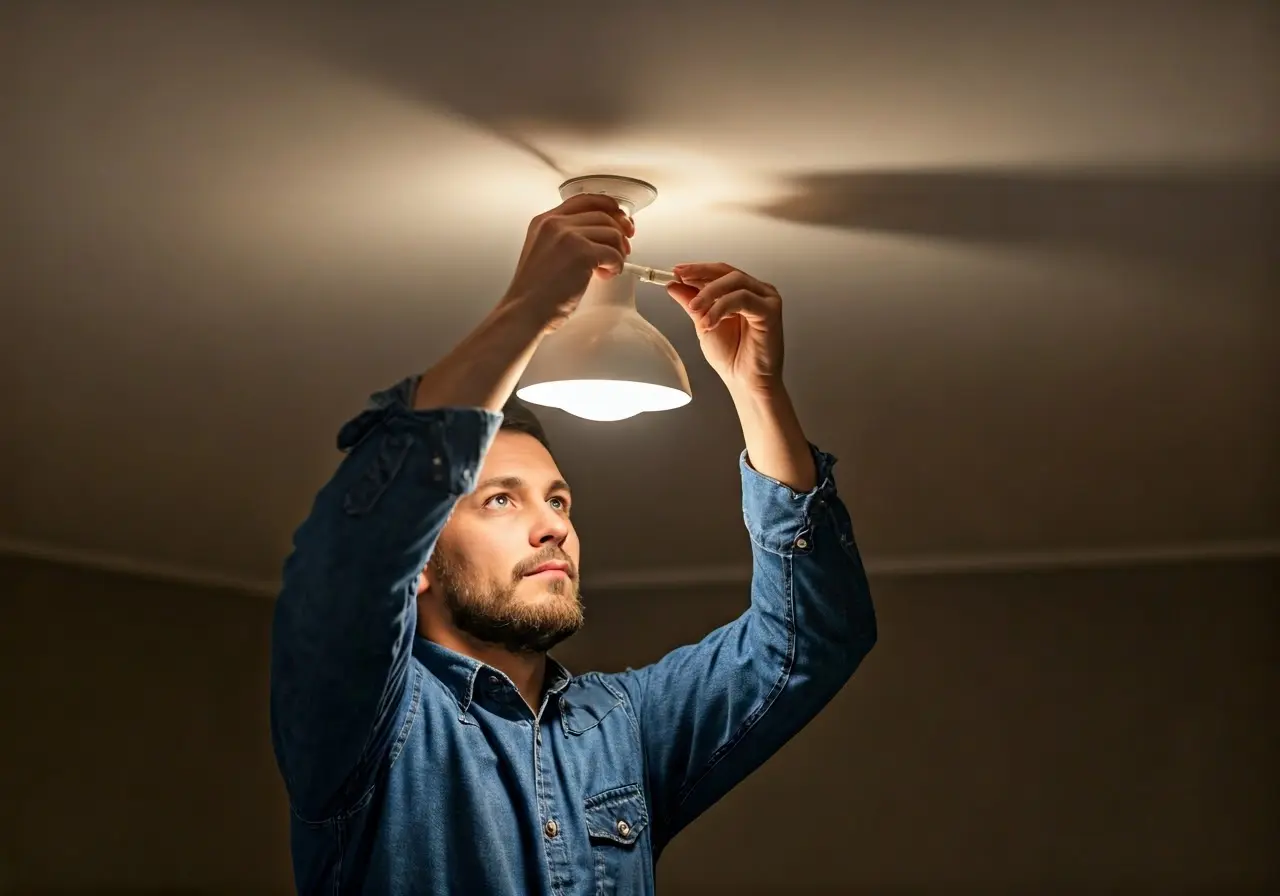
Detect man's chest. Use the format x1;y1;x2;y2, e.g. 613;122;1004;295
374;672;656;895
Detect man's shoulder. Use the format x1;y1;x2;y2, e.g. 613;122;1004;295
565;669;631;698
560;669;645;730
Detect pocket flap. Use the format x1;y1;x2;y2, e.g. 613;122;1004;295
583;784;649;846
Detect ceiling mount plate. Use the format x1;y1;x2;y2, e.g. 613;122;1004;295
559;174;658;216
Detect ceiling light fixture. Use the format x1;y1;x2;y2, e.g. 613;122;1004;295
516;175;692;422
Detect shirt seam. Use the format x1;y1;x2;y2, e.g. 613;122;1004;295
331;813;345;896
386;663;425;771
288;662;424;828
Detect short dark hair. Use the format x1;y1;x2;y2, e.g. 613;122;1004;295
499;395;552;455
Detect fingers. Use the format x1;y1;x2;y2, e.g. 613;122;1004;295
558;209;633;261
699;288;777;330
576;225;630;264
666;281;700;310
668;280;776;330
672;262;738;286
576;227;626;276
594;249;625;277
557;194;635;236
686;269;764;307
564;210;634;241
667;265;780;330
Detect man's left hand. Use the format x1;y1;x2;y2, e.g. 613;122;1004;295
667;263;784;396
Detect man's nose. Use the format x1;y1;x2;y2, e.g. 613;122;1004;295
530;507;569;546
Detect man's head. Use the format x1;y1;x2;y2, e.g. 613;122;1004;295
417;397;582;654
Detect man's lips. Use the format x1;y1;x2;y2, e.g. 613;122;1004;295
525;562;570;577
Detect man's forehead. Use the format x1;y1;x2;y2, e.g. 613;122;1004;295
478;430;568;488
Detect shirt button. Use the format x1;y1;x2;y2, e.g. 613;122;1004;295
432;455;442;466
795;537;809;549
544;820;559;838
616;819;631;838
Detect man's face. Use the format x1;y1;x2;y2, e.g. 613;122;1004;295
422;429;582;654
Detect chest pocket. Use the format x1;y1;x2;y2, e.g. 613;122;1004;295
583;784;651;896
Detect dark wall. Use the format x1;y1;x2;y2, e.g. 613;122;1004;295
1;554;1276;894
0;555;291;894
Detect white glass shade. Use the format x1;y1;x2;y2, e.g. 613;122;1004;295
517;271;691;422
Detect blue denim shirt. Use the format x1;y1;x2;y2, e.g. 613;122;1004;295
270;377;876;895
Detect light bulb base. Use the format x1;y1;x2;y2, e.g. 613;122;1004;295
559;174;658;217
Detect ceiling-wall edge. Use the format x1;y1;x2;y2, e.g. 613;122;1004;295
1;535;1276;598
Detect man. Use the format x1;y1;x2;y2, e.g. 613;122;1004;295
270;193;877;895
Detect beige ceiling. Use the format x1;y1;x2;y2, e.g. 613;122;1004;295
3;0;1277;593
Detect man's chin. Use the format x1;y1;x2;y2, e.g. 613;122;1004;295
517;583;584;632
519;575;577;598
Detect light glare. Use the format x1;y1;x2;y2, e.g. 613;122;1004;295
517;379;691;422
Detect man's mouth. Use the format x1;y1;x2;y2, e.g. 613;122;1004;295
524;561;571;578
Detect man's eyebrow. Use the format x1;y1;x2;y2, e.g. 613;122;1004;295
475;476;524;493
473;476;572;497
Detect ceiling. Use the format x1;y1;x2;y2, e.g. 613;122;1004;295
2;0;1277;593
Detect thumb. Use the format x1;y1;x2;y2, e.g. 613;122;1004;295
667;282;700;317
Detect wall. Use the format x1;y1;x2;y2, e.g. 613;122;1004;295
1;554;1276;894
0;555;291;895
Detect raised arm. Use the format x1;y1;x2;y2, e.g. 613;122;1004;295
269;194;633;820
610;265;878;851
610;443;875;850
269;380;501;821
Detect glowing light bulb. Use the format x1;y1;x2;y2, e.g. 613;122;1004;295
517;270;691;422
517;175;691;423
518;379;691;421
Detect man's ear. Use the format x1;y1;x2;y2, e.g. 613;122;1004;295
416;565;431;597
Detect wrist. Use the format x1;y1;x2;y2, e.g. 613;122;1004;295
499;279;588;337
489;294;553;344
730;383;817;493
728;380;791;415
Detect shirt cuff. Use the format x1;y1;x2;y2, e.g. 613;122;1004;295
740;445;839;555
336;375;503;498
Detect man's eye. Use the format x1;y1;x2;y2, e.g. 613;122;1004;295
549;496;570;513
484;494;511;509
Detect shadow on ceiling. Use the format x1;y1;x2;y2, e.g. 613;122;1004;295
746;166;1280;274
223;1;643;179
219;1;1279;283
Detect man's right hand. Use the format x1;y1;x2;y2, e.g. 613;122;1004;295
500;193;635;333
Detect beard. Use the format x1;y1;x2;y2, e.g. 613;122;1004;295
428;544;584;654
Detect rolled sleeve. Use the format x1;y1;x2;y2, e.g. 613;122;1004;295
336;375;502;500
740;444;839;555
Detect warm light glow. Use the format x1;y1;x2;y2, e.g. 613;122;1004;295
517;379;691;422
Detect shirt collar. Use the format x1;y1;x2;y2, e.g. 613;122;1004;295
412;636;573;715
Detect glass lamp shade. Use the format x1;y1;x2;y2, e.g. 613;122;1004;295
517;271;691;421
